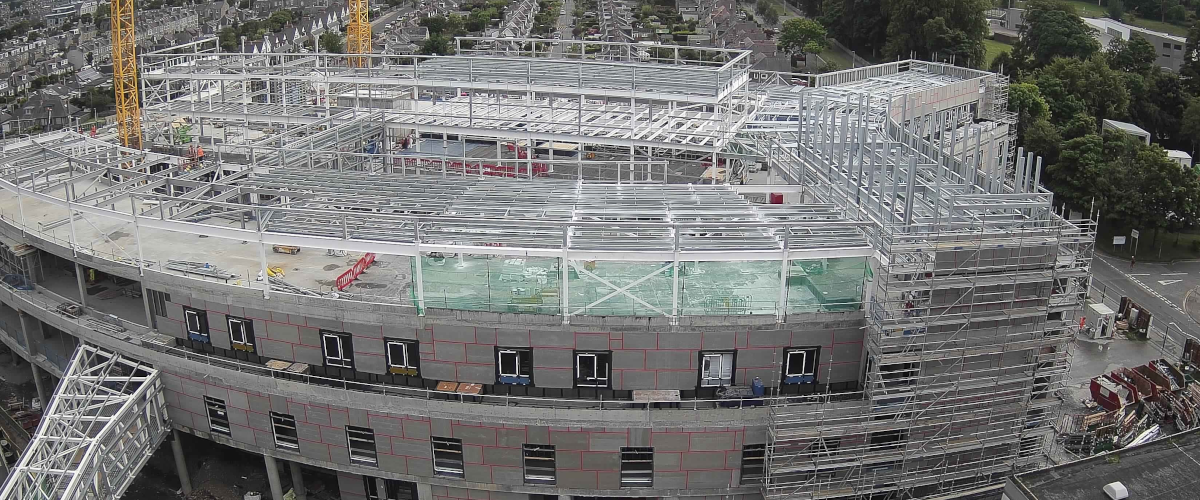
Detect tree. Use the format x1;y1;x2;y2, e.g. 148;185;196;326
989;50;1015;77
1106;33;1155;74
1047;133;1111;214
1126;69;1185;146
420;35;454;55
819;0;886;58
881;0;989;65
1180;96;1200;154
319;31;344;53
1012;0;1100;70
1035;56;1128;134
1008;82;1050;141
1106;0;1124;20
777;18;830;56
1024;117;1063;165
755;0;781;25
1181;22;1200;94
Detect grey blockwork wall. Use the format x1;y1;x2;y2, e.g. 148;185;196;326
150;284;866;390
167;372;765;494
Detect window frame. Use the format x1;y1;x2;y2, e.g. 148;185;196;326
698;350;735;387
740;443;766;483
431;436;465;478
227;315;255;352
346;425;379;467
495;347;532;385
385;338;419;376
183;306;209;342
270;412;299;451
321;330;354;369
782;347;819;385
204;395;230;436
523;444;557;485
364;476;380;500
573;350;611;388
619;446;654;487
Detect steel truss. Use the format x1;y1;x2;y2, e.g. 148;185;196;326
0;345;167;500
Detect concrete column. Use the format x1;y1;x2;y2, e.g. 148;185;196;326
264;454;285;500
288;461;307;500
74;263;88;308
171;429;193;495
30;365;48;407
416;482;433;500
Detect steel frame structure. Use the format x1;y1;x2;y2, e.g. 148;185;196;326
0;39;1095;500
0;344;167;500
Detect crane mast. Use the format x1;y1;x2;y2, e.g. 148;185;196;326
347;0;372;66
112;0;142;150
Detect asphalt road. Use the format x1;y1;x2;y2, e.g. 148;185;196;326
1089;252;1200;349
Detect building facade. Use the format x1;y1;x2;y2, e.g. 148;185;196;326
0;40;1094;500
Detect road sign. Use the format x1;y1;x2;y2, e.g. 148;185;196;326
1114;236;1127;245
1131;229;1140;238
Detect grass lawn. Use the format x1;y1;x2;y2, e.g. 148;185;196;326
1017;0;1189;36
1125;15;1190;37
817;48;853;70
984;39;1014;66
1096;222;1200;262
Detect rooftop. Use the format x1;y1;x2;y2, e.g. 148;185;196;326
1006;426;1200;500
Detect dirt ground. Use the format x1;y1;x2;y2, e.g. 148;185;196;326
124;432;344;500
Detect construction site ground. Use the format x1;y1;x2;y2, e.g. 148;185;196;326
126;432;342;500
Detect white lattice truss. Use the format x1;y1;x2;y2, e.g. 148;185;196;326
0;345;168;500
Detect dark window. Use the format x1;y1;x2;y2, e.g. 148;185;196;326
204;396;230;436
183;306;209;342
1176;44;1184;50
385;338;419;376
228;316;255;352
432;437;464;477
271;412;299;450
699;351;734;387
383;479;417;500
620;447;654;487
322;331;354;368
523;444;556;484
148;290;169;317
1165;42;1172;49
783;347;819;384
496;348;532;385
870;429;906;451
574;351;610;388
880;361;919;387
364;476;380;500
741;444;766;483
347;425;378;467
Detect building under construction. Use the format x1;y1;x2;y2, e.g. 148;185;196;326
0;37;1093;500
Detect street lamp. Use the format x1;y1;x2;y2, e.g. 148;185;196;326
1165;321;1180;355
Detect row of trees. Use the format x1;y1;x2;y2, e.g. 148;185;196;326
796;0;989;65
994;0;1200;240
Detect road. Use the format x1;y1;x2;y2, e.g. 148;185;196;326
1090;252;1200;347
371;6;414;34
551;0;574;57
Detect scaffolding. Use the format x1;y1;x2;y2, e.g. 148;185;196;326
762;63;1094;499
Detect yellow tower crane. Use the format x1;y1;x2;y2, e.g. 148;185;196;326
346;0;372;67
111;0;141;150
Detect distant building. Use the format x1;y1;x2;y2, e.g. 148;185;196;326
1167;149;1193;170
1084;17;1186;72
1103;118;1151;145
